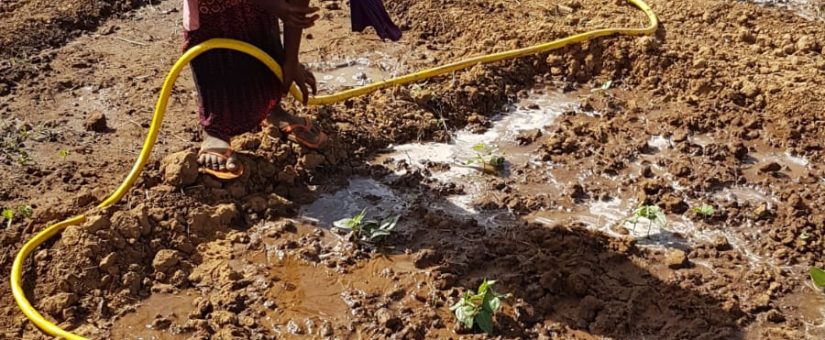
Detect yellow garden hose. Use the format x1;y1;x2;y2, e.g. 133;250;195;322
11;1;658;338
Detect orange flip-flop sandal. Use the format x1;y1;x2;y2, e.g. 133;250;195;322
280;117;329;149
198;149;244;180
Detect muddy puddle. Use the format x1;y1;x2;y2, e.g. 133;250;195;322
747;283;825;338
111;292;198;339
308;54;401;92
745;150;811;181
300;177;410;226
238;221;435;338
112;220;431;339
248;253;423;338
786;285;825;338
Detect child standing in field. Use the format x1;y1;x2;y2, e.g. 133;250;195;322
183;0;327;179
182;0;400;179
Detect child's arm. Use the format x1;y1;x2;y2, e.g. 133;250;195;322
248;0;318;102
281;0;316;103
248;0;318;28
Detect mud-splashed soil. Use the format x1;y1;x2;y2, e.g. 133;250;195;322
2;0;825;339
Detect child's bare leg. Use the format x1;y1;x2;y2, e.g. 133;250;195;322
198;132;239;171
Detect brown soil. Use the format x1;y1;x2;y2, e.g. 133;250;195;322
1;0;825;339
0;0;158;94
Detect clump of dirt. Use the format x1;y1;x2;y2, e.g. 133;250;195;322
25;197;238;334
83;113;109;132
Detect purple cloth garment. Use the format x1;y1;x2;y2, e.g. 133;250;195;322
350;0;402;41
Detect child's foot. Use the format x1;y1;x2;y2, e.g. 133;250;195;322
269;107;328;149
198;133;239;172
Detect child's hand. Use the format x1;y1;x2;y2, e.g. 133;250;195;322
271;0;320;28
283;62;317;105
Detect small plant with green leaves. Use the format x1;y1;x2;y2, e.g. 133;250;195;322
1;120;61;166
693;204;716;219
18;205;33;219
628;204;668;237
333;209;399;244
58;149;70;158
450;279;509;335
1;136;32;165
810;267;825;291
467;143;506;175
1;209;13;229
1;205;33;228
1;121;38;166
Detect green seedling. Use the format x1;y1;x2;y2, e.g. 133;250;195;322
2;205;33;228
810;267;825;290
628;204;667;237
1;122;36;166
2;209;13;228
18;205;33;219
693;204;716;219
1;121;60;166
450;279;509;335
467;143;506;175
59;149;70;158
1;136;32;165
333;209;399;244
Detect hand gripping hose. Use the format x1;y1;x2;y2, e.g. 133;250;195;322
11;1;657;338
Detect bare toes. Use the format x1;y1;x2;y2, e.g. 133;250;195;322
226;157;238;171
208;156;221;170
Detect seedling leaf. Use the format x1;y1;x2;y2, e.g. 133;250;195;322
478;279;493;295
369;230;392;240
334;210;398;244
2;208;13;228
467;144;506;175
629;205;668;237
380;215;400;231
810;267;825;289
693;204;716;218
333;209;367;230
451;279;506;335
488;295;501;313
655;213;668;228
460;306;475;328
17;205;33;219
352;210;366;225
475;310;494;335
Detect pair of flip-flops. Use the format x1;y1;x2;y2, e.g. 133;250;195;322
199;118;328;180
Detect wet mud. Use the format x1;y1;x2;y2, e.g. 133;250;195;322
1;0;825;339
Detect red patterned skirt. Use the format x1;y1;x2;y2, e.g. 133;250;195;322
183;0;284;142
